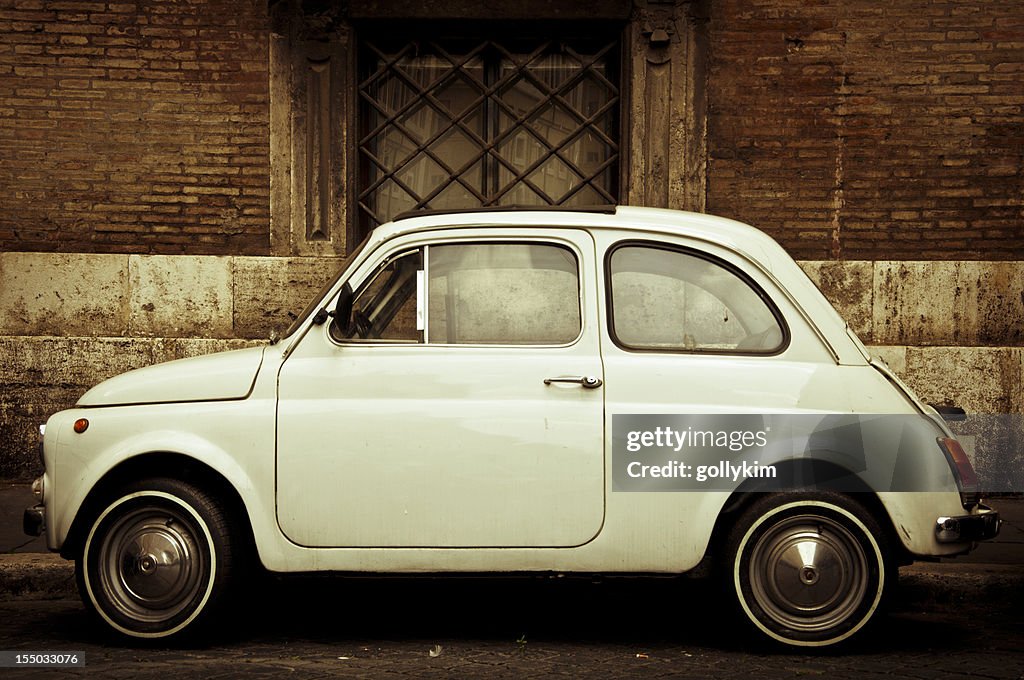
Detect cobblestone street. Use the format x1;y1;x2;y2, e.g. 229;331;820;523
3;489;1022;678
1;568;1022;679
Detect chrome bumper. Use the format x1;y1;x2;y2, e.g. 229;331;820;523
935;504;1001;543
23;471;46;537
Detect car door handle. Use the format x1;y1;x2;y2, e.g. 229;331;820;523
543;375;603;389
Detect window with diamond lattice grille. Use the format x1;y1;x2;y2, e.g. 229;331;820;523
357;32;621;232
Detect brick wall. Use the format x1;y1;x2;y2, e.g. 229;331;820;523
0;0;270;255
706;0;1024;261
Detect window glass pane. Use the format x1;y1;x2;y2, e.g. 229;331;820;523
428;243;580;345
340;250;422;342
609;246;784;353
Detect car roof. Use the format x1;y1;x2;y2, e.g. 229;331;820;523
377;206;781;264
392;205;618;221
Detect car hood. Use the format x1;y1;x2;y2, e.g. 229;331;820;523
77;346;266;407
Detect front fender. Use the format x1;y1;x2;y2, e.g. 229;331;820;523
47;399;276;557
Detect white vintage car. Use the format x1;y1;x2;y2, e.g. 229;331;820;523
24;207;999;647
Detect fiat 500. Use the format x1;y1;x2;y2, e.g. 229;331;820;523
24;207;999;647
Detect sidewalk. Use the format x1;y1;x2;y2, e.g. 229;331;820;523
2;480;1021;601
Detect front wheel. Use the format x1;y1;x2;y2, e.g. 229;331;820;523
727;493;891;648
76;478;235;640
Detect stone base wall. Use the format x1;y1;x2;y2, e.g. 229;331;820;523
0;336;263;478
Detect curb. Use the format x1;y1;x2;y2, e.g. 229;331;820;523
0;553;76;601
894;562;1024;613
1;553;1021;605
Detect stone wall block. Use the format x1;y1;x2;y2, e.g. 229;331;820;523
874;261;1024;346
874;262;957;346
128;255;234;338
0;253;129;337
901;347;1024;491
0;336;157;389
0;385;85;478
232;256;343;339
973;263;1024;346
799;260;873;341
902;346;1020;414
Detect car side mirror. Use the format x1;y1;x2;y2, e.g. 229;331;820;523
333;282;355;336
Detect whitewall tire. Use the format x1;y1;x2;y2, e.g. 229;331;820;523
76;478;235;640
727;493;891;648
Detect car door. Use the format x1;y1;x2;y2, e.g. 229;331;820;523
275;228;605;548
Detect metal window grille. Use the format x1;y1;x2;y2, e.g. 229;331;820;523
357;33;621;232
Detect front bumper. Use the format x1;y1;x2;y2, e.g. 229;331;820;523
23;504;45;537
935;504;1001;543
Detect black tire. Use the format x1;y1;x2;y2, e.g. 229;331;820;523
75;478;236;640
726;492;892;648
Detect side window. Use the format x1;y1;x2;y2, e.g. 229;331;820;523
339;249;423;342
428;243;580;345
608;245;785;353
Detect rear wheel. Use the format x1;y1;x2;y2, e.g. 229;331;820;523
727;493;891;648
76;478;235;640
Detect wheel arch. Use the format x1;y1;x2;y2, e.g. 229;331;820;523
705;457;912;568
61;451;258;567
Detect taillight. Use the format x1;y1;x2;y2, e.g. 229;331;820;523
937;437;979;509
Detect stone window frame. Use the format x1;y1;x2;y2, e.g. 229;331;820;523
268;0;708;258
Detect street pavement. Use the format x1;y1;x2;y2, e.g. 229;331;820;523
1;481;1022;678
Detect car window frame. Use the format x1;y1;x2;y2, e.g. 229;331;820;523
329;247;424;344
329;236;588;349
604;239;791;357
281;234;372;341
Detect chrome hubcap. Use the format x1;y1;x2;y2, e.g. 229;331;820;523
97;505;208;624
749;514;869;633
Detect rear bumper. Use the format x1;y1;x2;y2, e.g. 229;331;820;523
935;504;1000;543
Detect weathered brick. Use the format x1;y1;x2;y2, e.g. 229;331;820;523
0;0;269;256
707;0;1024;260
2;0;1020;265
